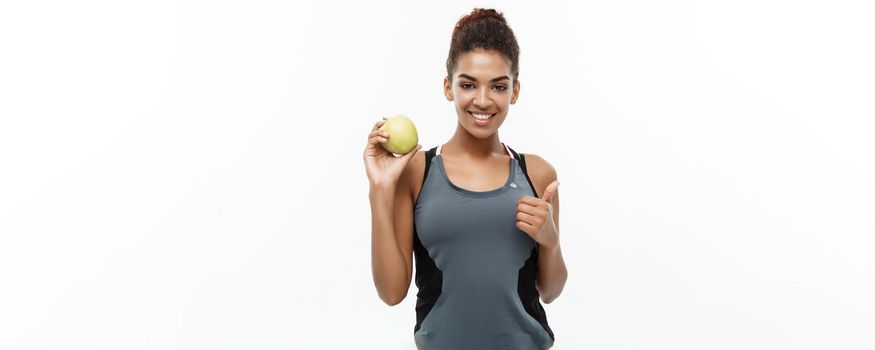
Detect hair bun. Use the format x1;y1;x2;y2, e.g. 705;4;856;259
446;7;520;82
454;8;506;34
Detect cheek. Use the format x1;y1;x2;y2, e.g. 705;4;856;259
493;95;511;110
453;92;472;107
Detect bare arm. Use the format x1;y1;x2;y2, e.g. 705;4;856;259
363;117;420;306
525;154;568;304
369;182;415;306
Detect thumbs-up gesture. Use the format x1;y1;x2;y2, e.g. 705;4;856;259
515;180;560;249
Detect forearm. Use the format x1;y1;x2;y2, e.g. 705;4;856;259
369;187;409;305
537;242;567;304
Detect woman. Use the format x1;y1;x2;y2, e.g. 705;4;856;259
363;8;567;350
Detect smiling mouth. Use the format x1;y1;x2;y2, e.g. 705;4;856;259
468;111;495;121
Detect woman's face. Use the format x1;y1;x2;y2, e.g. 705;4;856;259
444;48;521;139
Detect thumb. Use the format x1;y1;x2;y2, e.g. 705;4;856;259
401;144;422;160
543;180;560;203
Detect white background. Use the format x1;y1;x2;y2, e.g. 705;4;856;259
1;1;874;349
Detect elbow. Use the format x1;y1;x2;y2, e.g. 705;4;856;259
373;272;412;306
382;296;403;306
538;282;566;304
545;282;569;304
380;290;407;306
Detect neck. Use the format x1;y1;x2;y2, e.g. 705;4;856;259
444;124;504;160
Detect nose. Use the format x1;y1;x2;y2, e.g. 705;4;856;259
473;86;491;109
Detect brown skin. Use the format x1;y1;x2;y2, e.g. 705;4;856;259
364;48;567;306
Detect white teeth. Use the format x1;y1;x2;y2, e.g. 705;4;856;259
471;113;493;120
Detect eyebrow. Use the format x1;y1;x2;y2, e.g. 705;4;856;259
458;74;510;83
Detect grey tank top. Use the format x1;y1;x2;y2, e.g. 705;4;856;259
412;143;555;350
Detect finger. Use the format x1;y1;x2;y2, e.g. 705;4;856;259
543;180;560;203
368;136;388;145
516;220;536;236
369;129;389;138
516;201;540;215
517;210;543;226
368;130;387;140
516;211;537;223
401;144;422;159
518;196;542;206
368;131;389;144
372;118;387;131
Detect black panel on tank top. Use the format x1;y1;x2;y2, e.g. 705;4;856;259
412;147;442;333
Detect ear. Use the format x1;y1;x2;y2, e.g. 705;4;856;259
511;79;521;104
443;76;454;101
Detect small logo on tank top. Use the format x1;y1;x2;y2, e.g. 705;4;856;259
509;182;518;188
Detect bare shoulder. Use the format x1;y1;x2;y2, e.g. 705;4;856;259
521;153;557;198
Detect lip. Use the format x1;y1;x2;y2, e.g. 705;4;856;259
467;111;496;126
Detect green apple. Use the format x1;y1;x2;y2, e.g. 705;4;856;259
379;114;419;155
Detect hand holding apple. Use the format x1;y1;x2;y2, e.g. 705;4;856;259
363;115;421;189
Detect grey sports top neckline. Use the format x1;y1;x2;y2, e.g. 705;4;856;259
434;142;516;198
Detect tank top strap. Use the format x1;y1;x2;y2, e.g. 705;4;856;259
423;146;438;188
504;144;539;198
502;142;514;159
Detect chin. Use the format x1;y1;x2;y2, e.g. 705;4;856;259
469;130;495;139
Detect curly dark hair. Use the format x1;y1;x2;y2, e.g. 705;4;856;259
446;8;520;83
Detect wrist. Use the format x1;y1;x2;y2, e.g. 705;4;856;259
369;184;396;199
539;239;560;254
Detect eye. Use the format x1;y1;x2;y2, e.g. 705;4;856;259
494;85;508;91
460;83;474;89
